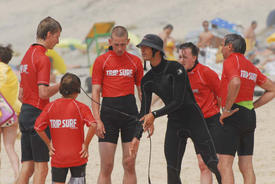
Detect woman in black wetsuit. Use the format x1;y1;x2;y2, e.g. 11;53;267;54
131;34;221;184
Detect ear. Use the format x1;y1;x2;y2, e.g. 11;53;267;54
108;38;112;45
228;43;233;51
127;38;130;45
46;31;51;39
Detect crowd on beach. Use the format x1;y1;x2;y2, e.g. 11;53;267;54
1;16;275;184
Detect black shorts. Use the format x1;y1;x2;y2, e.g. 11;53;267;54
99;94;138;144
219;104;256;156
195;113;223;154
19;104;51;162
21;128;51;162
52;164;86;183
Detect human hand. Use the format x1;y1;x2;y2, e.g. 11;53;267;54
142;113;155;132
48;142;55;156
96;120;105;138
80;144;89;158
129;137;140;158
219;108;239;125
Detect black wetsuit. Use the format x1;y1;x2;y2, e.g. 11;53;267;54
138;58;221;184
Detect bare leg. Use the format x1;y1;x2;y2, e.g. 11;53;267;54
197;154;213;184
2;122;20;180
238;155;256;184
122;142;137;184
97;142;117;184
17;161;34;184
33;162;48;184
218;154;234;184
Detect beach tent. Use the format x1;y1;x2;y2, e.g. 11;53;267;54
267;9;275;27
85;22;115;66
210;18;237;33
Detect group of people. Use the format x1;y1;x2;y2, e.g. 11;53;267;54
1;16;275;184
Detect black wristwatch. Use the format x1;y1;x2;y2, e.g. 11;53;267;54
152;111;157;118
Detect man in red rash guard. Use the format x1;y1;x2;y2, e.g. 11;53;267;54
218;34;275;184
91;26;145;184
178;42;222;184
35;73;97;184
17;17;61;184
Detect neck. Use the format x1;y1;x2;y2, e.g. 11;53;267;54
149;54;162;67
36;39;48;49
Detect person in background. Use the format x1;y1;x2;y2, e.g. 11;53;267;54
159;24;176;61
0;45;21;182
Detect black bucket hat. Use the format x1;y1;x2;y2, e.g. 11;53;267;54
136;34;164;54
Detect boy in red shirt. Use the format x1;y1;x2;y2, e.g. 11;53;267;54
35;73;97;184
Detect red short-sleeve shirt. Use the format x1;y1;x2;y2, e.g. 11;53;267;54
34;98;96;168
92;50;143;97
220;53;267;106
20;44;51;110
188;63;221;118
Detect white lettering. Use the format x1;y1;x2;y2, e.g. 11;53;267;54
19;64;28;74
106;69;133;77
50;119;77;129
240;70;257;82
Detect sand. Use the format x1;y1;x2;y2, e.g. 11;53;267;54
1;0;275;183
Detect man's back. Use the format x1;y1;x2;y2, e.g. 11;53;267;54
20;44;51;110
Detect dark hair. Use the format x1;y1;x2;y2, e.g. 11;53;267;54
59;73;81;97
163;24;173;30
179;42;199;58
111;25;128;38
224;34;246;54
0;45;13;64
37;16;62;40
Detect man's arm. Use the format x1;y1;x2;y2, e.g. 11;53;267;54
253;79;275;109
38;83;60;99
91;84;105;138
220;77;240;124
136;85;142;102
18;87;23;102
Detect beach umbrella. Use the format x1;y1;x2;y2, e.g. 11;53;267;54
56;38;87;51
267;33;275;43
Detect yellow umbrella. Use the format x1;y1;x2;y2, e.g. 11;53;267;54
267;33;275;43
56;38;87;51
46;50;67;74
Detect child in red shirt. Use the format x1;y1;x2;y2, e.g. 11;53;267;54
35;73;96;184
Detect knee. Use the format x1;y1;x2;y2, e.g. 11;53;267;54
123;157;135;173
238;160;253;175
101;162;114;175
22;164;34;178
35;163;48;175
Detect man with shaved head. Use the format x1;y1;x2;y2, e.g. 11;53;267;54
91;26;144;184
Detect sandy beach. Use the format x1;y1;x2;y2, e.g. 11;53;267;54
1;0;275;183
1;95;275;183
